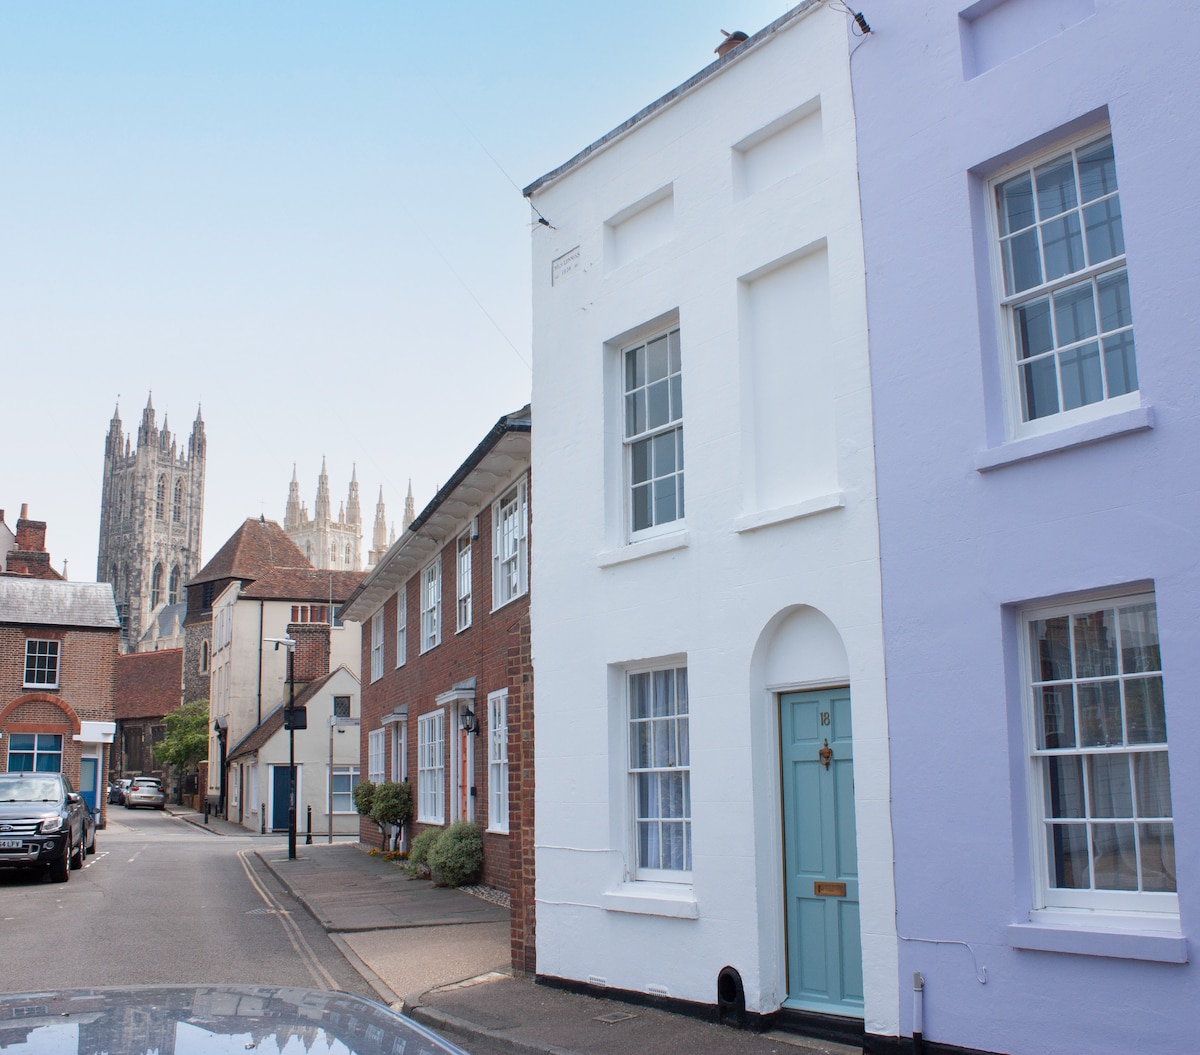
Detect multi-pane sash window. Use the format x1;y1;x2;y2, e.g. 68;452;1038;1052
487;690;509;833
24;639;60;688
395;589;407;667
629;665;691;877
367;728;385;784
624;328;684;534
417;711;445;823
492;482;528;608
1026;593;1174;909
331;766;359;813
370;611;384;682
457;532;473;631
421;558;441;652
7;733;63;772
994;134;1136;426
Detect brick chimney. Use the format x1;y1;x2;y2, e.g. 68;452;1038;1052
288;623;331;682
16;504;47;553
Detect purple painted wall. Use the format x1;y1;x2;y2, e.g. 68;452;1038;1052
854;2;1200;1052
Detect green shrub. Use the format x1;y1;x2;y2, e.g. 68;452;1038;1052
427;820;483;888
407;827;440;870
371;781;413;849
353;779;376;818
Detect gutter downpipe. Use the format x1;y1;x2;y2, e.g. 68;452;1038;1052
257;601;264;726
913;972;925;1055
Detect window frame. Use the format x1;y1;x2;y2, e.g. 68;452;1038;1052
420;557;441;653
1020;589;1176;921
417;711;445;824
625;661;691;882
7;732;63;772
988;128;1138;440
621;325;684;540
395;588;407;668
487;689;509;834
367;728;385;784
370;610;384;683
330;765;360;814
23;639;60;689
456;530;473;631
492;481;528;610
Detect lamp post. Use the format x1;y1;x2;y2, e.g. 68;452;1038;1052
266;636;298;861
328;714;361;844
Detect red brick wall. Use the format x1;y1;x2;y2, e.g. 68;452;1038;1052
358;468;535;973
0;624;119;827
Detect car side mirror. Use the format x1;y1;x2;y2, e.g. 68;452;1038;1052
66;792;82;804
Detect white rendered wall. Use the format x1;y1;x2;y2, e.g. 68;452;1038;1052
529;4;897;1033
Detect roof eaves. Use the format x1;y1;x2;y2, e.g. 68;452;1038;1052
522;1;821;198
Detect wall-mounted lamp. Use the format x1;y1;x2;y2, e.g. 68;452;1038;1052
460;706;479;735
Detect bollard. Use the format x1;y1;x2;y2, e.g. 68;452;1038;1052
204;801;210;826
261;804;266;835
305;804;313;845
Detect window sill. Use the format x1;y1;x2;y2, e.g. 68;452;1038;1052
598;530;690;568
975;406;1153;472
1007;919;1186;963
734;492;845;534
600;882;698;918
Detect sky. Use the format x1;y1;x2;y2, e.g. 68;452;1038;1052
1;1;795;580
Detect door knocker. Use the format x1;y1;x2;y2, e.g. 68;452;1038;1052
818;739;832;769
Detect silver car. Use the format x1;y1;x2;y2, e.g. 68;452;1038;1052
125;777;166;810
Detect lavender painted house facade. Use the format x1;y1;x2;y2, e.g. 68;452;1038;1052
854;2;1200;1053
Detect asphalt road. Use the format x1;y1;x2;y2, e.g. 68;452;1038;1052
0;807;375;998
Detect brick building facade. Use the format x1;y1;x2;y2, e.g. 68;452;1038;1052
0;579;120;827
341;406;536;974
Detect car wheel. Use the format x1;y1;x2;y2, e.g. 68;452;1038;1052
86;827;96;855
49;843;70;883
71;833;85;870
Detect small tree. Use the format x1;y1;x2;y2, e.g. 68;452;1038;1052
154;701;210;800
370;781;413;851
353;779;377;838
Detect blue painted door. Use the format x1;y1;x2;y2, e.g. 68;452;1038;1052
780;689;863;1016
271;766;291;832
79;757;98;818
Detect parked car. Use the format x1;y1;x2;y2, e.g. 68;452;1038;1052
108;778;132;805
0;772;95;883
125;776;166;810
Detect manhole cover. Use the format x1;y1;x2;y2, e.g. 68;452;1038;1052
593;1012;637;1024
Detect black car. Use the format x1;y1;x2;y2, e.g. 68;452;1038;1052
0;772;95;883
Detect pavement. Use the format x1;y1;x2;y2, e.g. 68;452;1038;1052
166;804;861;1055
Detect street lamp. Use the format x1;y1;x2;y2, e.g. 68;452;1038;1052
328;714;361;844
266;636;298;860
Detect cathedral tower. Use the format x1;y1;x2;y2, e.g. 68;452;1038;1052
283;462;370;571
96;395;206;651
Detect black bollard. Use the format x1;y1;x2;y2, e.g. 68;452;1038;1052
305;804;313;845
204;801;210;826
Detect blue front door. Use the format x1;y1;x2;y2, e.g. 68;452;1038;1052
79;756;99;818
780;688;863;1016
271;766;291;832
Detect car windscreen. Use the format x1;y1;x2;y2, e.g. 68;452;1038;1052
0;776;61;802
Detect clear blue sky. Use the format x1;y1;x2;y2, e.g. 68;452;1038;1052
1;1;794;579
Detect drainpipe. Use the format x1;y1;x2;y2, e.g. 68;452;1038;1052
913;972;925;1055
257;601;264;726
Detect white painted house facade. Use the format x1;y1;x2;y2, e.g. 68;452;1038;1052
526;1;897;1038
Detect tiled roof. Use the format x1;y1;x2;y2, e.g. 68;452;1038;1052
240;568;365;602
115;649;183;720
187;518;310;587
227;669;338;761
0;579;120;629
